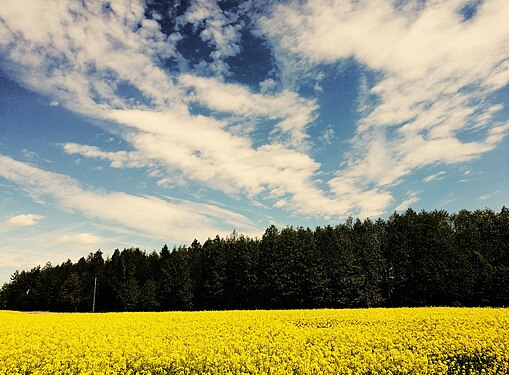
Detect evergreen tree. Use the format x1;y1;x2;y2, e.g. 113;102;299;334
60;272;83;312
2;208;508;311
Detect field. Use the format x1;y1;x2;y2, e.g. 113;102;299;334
1;308;508;374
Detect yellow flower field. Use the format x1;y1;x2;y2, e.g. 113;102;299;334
1;308;508;374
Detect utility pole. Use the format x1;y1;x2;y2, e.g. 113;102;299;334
92;276;97;313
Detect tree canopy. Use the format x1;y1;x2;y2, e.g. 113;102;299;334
1;208;508;312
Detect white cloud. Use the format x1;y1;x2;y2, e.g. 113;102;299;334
395;191;420;212
179;74;318;147
5;214;45;227
21;149;38;161
356;73;373;115
0;224;144;284
63;143;150;169
156;176;187;189
423;170;446;183
259;78;276;93
318;125;335;146
106;109;346;217
2;0;507;222
56;233;103;246
0;0;180;114
178;0;242;77
261;0;509;214
480;190;499;201
0;155;260;242
0;0;339;219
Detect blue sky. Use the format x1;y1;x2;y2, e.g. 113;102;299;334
1;0;508;285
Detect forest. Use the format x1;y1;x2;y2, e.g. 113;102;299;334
1;207;508;312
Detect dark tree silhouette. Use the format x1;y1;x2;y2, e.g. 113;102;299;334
1;207;508;312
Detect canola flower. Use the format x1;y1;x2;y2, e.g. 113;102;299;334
0;307;508;374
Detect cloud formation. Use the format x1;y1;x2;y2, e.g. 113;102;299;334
395;191;420;212
0;0;342;219
0;155;259;242
480;190;499;201
1;0;508;224
262;0;509;214
423;171;446;183
56;233;103;246
5;214;45;227
178;0;243;76
179;74;318;146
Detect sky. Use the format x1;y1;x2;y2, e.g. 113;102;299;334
1;0;508;285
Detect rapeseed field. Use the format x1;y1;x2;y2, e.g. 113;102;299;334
0;307;508;374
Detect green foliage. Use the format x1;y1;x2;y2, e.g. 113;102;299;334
60;272;83;312
2;207;508;311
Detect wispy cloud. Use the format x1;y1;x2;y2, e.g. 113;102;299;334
318;125;336;146
177;0;243;77
480;190;499;201
5;214;45;227
0;0;338;220
56;233;103;246
106;109;342;217
179;74;318;147
1;0;508;222
395;191;420;212
262;0;509;215
0;155;260;242
0;0;179;113
156;176;187;189
423;171;446;183
0;225;136;271
63;143;150;169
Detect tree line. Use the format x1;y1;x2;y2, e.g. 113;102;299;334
1;208;508;312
